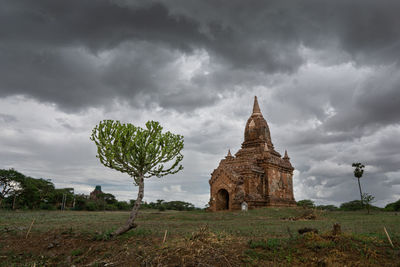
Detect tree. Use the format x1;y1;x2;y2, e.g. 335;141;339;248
18;177;55;209
352;162;365;206
0;169;23;208
91;120;184;236
384;199;400;211
296;199;315;209
362;193;375;214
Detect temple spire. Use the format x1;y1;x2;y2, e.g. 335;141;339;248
226;149;233;159
252;96;261;115
283;150;290;160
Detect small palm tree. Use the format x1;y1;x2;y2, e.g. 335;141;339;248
352;162;365;206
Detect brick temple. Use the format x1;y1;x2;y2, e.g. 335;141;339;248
208;96;296;211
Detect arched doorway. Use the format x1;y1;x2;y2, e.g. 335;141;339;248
216;189;229;210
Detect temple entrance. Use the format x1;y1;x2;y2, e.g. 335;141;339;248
216;189;229;210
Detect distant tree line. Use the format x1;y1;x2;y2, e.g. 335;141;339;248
0;169;197;212
296;199;400;212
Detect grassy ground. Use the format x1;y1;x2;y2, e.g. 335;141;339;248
1;208;399;266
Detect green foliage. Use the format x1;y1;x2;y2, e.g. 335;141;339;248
316;205;338;211
90;120;184;235
116;201;131;211
340;200;380;211
92;229;115;241
352;162;365;179
362;193;375;214
296;199;315;209
248;238;280;250
17;177;55;209
90;120;184;183
73;194;89;211
352;162;365;205
85;201;99;211
384;199;400;211
248;239;267;249
340;200;364;211
71;249;83;256
141;200;196;211
0;167;196;212
39;202;56;210
0;169;23;206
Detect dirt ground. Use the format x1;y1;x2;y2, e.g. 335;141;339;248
1;225;399;266
1;209;399;266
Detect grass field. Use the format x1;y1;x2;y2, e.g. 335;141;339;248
1;208;399;266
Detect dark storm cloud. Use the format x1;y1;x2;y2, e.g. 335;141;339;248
2;0;400;113
0;0;202;51
0;0;207;111
1;0;400;207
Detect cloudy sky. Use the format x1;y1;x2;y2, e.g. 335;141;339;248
1;0;400;207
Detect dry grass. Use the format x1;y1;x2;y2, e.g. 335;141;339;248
1;208;399;266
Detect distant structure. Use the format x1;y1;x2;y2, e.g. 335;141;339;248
90;185;103;200
208;96;296;211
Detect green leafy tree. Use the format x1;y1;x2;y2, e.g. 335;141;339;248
296;199;315;209
362;193;375;214
0;169;23;208
352;162;365;206
91;120;184;236
18;177;55;209
384;199;400;211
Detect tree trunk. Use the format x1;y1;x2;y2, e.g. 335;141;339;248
13;195;17;210
357;178;363;207
111;175;144;236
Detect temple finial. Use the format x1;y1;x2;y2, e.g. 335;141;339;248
283;150;290;160
252;96;261;115
226;149;233;159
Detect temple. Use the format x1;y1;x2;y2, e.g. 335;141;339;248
208;96;296;211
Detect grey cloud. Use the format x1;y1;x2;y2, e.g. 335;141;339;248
2;0;400;113
324;66;400;132
0;0;202;52
1;0;400;207
0;113;17;123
